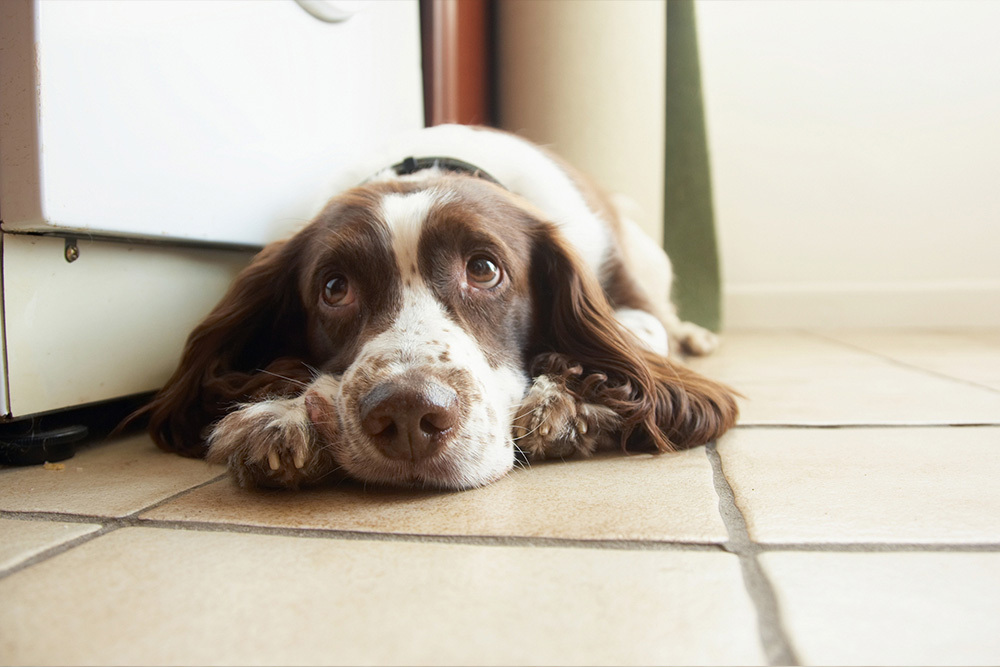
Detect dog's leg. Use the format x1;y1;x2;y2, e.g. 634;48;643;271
614;307;670;356
205;375;343;489
513;373;622;461
660;308;720;357
613;212;719;357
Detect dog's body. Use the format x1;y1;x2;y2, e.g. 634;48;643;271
145;125;738;489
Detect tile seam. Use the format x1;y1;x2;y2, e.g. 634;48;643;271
128;517;730;552
0;509;727;552
801;329;1000;395
125;473;229;519
0;473;227;519
5;510;999;554
0;522;123;581
706;441;800;666
0;474;228;579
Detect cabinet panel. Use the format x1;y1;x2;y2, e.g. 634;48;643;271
2;236;253;417
0;0;424;246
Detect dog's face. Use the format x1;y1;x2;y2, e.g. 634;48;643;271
297;177;539;487
145;173;738;490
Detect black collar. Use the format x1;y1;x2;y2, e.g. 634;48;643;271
390;156;504;188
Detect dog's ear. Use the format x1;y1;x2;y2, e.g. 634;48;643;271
141;240;313;457
529;226;738;451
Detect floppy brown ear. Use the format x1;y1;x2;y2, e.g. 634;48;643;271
529;227;738;451
140;240;313;457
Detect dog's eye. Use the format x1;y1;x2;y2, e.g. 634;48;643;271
322;275;355;307
466;255;502;289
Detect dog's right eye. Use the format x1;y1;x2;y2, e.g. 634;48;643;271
466;255;502;290
322;275;355;307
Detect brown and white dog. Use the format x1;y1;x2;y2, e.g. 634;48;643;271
144;125;738;490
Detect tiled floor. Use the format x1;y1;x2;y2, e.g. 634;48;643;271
2;329;999;666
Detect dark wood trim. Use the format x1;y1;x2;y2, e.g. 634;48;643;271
421;0;493;127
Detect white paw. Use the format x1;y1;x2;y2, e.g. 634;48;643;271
513;376;620;460
207;397;328;488
673;321;719;356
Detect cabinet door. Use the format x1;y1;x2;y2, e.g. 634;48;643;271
1;235;254;417
0;0;424;246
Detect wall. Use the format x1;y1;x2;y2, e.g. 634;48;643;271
496;0;666;242
697;0;1000;328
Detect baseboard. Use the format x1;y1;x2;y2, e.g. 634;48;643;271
723;281;1000;329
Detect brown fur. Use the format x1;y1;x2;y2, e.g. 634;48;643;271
137;158;738;488
528;224;738;452
140;239;313;457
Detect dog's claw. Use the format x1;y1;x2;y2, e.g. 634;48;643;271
293;451;305;469
267;450;281;471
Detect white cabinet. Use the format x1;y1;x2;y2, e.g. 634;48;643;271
1;0;424;246
0;0;424;419
0;235;254;418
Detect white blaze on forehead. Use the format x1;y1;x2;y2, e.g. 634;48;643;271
380;190;439;283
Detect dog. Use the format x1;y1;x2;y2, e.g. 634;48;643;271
143;125;738;490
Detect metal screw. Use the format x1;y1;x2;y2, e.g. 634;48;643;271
64;239;79;263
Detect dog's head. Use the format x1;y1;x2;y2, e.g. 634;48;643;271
146;174;737;488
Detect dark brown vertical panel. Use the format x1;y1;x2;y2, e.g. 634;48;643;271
421;0;492;126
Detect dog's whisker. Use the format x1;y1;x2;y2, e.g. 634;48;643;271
256;369;310;388
511;422;545;442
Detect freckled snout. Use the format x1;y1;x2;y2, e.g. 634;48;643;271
359;375;460;461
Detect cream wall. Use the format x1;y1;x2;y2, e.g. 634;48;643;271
697;0;1000;328
496;0;666;242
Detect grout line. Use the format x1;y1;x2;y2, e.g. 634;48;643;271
0;522;123;581
124;473;229;519
802;329;1000;395
0;474;228;580
5;508;1000;556
0;509;114;524
0;508;727;552
706;441;800;667
128;518;730;552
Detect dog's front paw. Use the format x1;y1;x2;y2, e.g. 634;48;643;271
207;396;334;489
513;375;620;460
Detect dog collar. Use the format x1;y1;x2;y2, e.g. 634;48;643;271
390;156;504;188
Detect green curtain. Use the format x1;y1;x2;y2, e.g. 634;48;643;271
664;0;722;332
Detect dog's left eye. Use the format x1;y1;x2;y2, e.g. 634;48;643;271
322;274;356;307
466;255;502;289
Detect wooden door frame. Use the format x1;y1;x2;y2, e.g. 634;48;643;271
421;0;493;126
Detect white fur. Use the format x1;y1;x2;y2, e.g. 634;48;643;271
614;308;669;356
381;190;438;283
321;124;613;272
208;126;721;489
320;190;528;488
333;284;527;488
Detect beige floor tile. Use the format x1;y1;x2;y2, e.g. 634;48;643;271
814;328;1000;392
718;427;1000;544
0;527;765;666
761;552;1000;666
0;433;224;517
144;450;728;543
967;330;1000;346
688;331;1000;425
0;518;100;571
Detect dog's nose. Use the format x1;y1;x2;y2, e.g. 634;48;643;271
359;377;460;461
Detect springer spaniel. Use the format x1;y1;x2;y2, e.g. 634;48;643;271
144;125;738;490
